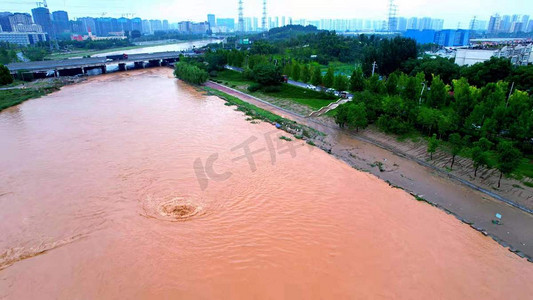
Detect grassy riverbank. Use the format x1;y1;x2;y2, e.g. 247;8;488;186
212;70;336;111
203;86;322;140
0;87;58;111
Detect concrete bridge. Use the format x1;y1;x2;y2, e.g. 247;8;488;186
6;51;197;78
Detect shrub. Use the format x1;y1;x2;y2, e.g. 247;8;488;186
0;64;13;85
247;83;262;92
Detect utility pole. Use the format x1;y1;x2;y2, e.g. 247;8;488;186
506;81;515;108
419;82;426;105
371;61;377;76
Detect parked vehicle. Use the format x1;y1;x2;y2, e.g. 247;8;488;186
306;84;316;90
340;91;349;99
281;75;289;83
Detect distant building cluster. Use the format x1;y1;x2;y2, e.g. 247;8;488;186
0;5;213;46
213;15;445;33
487;14;533;34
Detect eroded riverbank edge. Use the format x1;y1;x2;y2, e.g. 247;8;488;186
202;80;533;263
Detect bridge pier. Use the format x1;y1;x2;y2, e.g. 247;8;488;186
118;63;126;71
134;61;144;69
149;59;161;67
101;65;106;74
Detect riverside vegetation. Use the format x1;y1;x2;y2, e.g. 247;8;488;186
180;25;532;187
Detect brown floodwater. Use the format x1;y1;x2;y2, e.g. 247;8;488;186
0;68;531;299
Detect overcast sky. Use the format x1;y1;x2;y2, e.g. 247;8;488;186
3;0;532;28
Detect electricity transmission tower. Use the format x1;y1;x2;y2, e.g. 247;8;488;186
387;0;398;32
238;0;244;32
262;0;267;31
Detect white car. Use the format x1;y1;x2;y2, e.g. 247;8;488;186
306;84;316;90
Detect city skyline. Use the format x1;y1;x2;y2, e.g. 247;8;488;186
2;0;532;29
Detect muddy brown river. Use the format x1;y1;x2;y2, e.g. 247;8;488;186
0;68;531;299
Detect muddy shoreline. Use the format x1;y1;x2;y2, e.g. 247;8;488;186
205;80;533;261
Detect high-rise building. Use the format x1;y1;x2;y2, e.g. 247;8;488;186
397;17;407;31
117;17;132;32
281;16;286;27
244;17;252;31
500;15;511;32
488;14;501;33
216;18;235;31
163;20;169;31
0;12;13;32
31;7;53;37
407;17;418;30
207;14;216;28
52;11;69;34
131;18;142;32
142;19;152;34
253;17;258;31
78;17;96;34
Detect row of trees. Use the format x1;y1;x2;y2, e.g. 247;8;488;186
332;69;530;184
173;62;208;84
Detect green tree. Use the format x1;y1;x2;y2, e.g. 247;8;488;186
334;103;350;128
495;141;522;188
173;62;208;84
427;133;439;160
323;68;335;88
282;62;292;77
347;103;368;132
426;75;448;108
311;66;322;86
291;62;301;81
300;64;311;83
365;75;385;94
0;64;13;85
333;74;348;91
252;63;282;86
385;73;399;95
349;68;364;92
448;133;464;170
471;137;493;177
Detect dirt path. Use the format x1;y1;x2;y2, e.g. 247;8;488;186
205;81;533;261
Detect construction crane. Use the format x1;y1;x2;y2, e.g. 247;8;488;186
35;0;48;8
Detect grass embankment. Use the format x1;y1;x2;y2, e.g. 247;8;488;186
0;87;59;111
203;86;323;141
213;70;336;110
